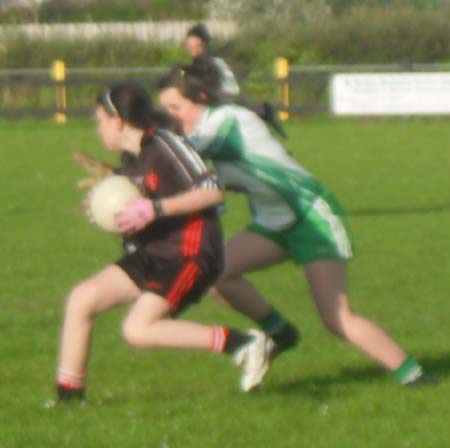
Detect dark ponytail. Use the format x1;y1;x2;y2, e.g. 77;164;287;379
157;63;221;105
97;82;175;130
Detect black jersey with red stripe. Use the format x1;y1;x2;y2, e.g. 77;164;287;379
118;128;223;263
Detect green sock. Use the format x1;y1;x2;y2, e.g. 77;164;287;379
257;308;289;335
393;356;423;384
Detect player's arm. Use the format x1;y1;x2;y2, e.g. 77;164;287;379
116;131;224;233
187;112;237;160
115;186;223;234
157;187;223;217
73;150;114;189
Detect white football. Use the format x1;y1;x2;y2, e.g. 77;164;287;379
85;175;142;233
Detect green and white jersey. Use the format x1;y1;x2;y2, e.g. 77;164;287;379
187;104;327;231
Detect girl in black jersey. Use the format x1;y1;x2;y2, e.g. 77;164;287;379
55;82;271;402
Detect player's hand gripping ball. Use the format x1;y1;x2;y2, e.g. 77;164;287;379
73;150;113;190
84;175;142;233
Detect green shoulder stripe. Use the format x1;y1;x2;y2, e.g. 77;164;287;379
203;116;245;161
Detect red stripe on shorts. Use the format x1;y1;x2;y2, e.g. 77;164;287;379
167;260;201;310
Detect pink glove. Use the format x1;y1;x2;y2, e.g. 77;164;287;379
115;197;155;234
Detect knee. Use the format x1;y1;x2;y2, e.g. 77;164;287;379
319;309;354;340
216;260;245;284
65;282;99;320
122;317;152;348
321;317;345;338
215;270;242;289
207;286;221;299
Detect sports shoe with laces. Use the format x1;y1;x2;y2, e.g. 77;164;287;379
234;329;274;392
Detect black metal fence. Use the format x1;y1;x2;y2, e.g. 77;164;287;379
0;64;284;120
2;61;450;120
0;66;170;120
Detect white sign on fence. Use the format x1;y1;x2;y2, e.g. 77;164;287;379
331;73;450;115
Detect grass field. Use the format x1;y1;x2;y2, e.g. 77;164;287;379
0;117;449;447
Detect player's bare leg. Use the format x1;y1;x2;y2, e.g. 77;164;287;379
123;292;220;349
214;231;300;355
214;231;286;319
303;260;406;368
57;265;271;400
57;265;140;399
304;260;427;383
123;292;273;392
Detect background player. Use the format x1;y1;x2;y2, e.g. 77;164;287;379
185;23;287;138
185;22;240;97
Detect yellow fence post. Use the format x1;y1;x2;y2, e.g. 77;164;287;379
274;57;290;121
52;60;67;123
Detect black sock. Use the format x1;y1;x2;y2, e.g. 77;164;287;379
257;308;290;335
257;308;300;347
223;329;251;354
271;323;300;347
57;385;85;401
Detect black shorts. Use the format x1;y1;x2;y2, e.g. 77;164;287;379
116;250;222;315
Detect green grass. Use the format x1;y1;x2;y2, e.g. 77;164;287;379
0;117;449;447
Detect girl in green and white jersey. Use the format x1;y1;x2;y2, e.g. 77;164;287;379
157;66;428;386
